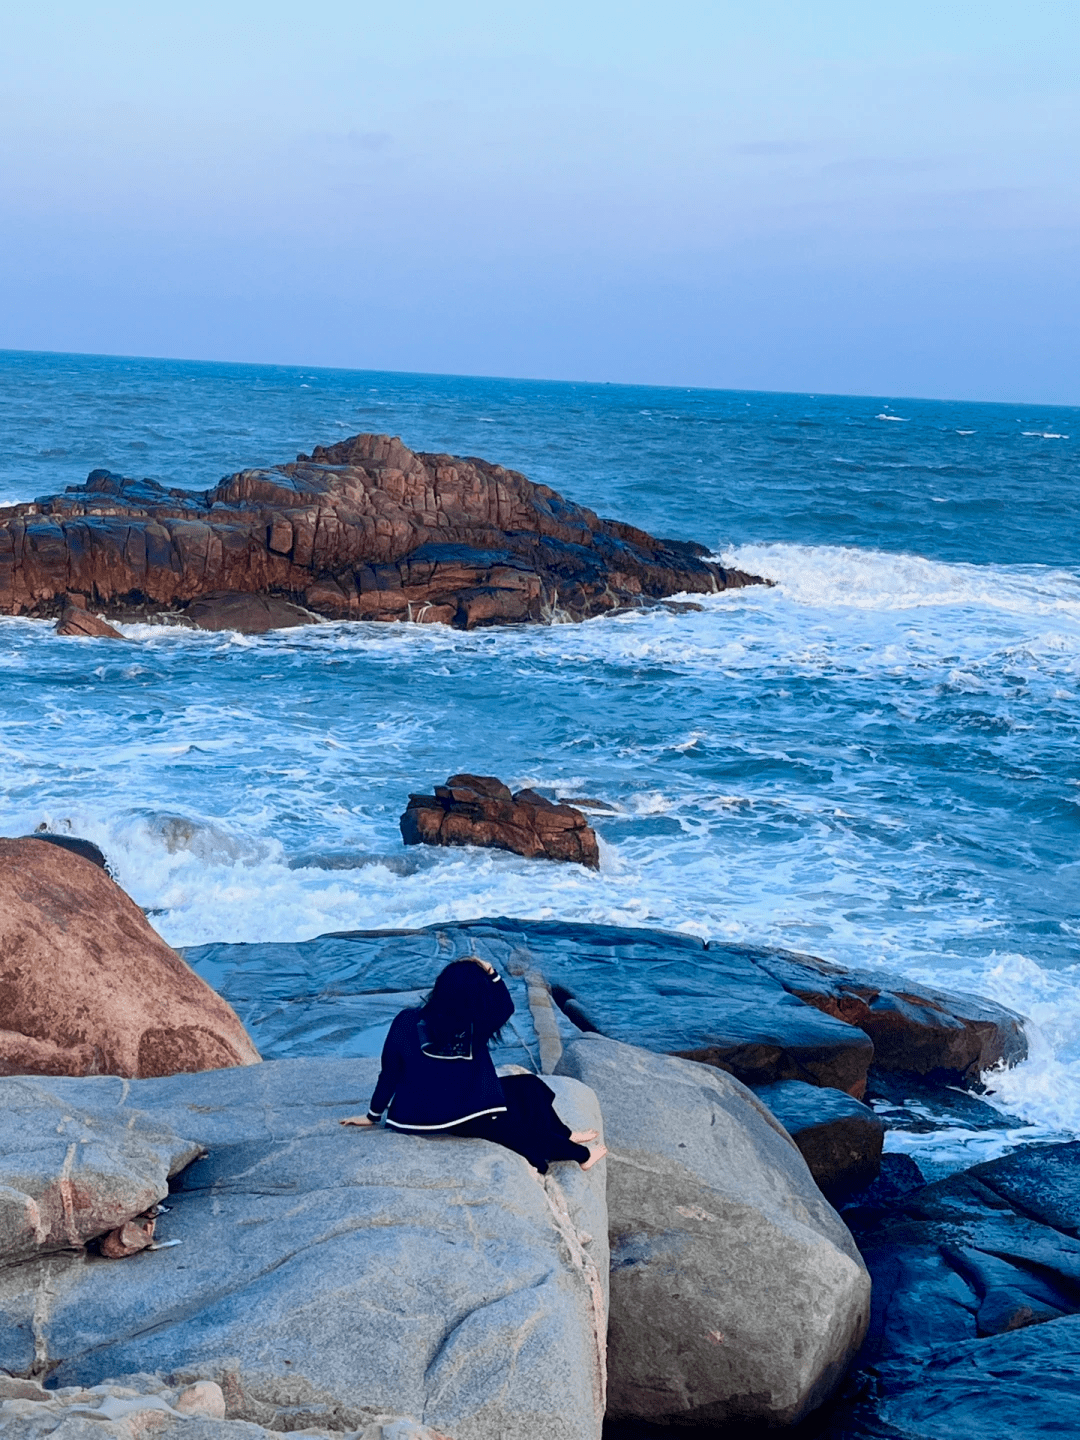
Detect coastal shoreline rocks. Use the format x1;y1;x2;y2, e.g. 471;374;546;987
1;834;1061;1439
819;1140;1080;1439
0;432;766;630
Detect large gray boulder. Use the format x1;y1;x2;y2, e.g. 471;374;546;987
0;1078;202;1265
555;1034;871;1428
0;1059;607;1440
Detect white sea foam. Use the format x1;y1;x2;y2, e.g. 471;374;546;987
720;541;1080;622
3;540;1078;1149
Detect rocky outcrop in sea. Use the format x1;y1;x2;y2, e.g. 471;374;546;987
401;775;601;869
0;433;764;629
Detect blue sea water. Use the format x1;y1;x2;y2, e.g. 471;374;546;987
2;348;1079;1149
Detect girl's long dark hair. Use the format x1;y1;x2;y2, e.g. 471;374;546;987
422;959;506;1048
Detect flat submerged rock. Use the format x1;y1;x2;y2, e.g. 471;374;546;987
183;918;1025;1106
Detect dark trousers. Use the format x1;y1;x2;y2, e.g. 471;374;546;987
447;1073;590;1174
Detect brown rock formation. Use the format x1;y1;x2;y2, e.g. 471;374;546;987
55;594;125;638
0;837;261;1078
748;949;1027;1083
180;592;318;633
99;1215;157;1258
401;775;601;868
0;432;765;628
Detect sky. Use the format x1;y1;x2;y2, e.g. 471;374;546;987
1;1;1078;402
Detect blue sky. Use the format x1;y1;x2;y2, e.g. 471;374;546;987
2;1;1078;401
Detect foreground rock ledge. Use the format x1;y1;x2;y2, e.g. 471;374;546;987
0;432;766;628
0;1060;608;1440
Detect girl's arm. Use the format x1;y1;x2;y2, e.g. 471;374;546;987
341;1015;406;1126
478;965;515;1039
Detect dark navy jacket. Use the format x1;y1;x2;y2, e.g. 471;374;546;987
366;973;515;1130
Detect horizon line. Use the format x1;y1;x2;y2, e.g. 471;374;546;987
1;345;1076;414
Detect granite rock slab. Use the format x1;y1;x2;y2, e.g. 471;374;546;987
0;837;260;1080
183;921;873;1096
0;1058;607;1440
183;920;1026;1104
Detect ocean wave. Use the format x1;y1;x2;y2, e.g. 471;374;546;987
894;951;1080;1139
720;541;1080;620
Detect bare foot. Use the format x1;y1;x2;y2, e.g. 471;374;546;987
340;1116;377;1127
570;1129;599;1144
580;1143;608;1171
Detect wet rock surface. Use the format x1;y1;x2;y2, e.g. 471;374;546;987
0;1060;608;1440
555;1035;871;1429
0;837;260;1079
181;919;1024;1109
54;598;125;638
179;591;319;633
750;950;1026;1085
22;832;108;869
832;1313;1080;1440
528;928;877;1096
0;432;764;627
751;1081;885;1204
401;775;601;868
818;1141;1080;1439
847;1141;1080;1363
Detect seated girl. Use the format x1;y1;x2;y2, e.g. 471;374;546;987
341;956;605;1173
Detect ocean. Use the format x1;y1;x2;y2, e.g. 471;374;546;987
2;348;1078;1160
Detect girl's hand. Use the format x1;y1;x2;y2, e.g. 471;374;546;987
340;1115;377;1127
